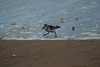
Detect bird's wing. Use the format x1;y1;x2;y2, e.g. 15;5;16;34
49;26;56;30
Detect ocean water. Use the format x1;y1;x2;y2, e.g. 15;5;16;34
0;0;100;40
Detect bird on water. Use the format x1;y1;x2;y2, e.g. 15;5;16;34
42;24;61;37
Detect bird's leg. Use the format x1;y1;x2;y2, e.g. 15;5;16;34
54;32;57;37
43;32;49;36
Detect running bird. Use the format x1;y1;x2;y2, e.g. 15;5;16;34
42;24;61;37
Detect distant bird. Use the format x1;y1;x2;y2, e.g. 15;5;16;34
72;26;75;31
42;24;61;37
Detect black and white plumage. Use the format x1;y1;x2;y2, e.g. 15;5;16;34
42;24;61;37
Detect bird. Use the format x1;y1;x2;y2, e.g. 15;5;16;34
42;24;61;37
72;26;75;31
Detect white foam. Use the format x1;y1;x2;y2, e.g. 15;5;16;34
13;25;21;28
92;1;97;5
0;26;4;28
37;20;44;23
82;6;89;9
37;25;41;27
82;32;100;36
76;37;100;40
20;32;34;34
3;37;100;40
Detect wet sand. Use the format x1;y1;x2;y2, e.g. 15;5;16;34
0;40;100;67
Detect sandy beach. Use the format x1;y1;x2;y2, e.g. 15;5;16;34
0;40;100;67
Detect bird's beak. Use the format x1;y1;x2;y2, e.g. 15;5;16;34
41;27;44;30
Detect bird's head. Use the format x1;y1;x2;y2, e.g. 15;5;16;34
44;24;47;26
56;25;61;28
42;24;47;30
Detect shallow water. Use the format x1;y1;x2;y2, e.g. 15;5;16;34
0;0;100;40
